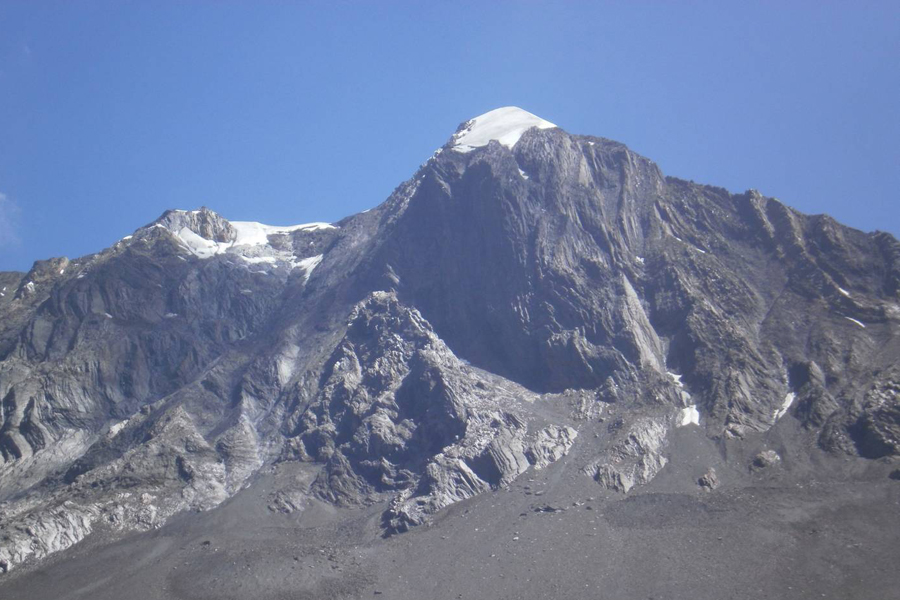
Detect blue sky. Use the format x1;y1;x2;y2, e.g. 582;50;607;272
1;1;898;272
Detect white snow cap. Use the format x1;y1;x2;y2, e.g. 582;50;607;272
451;107;556;153
152;210;336;273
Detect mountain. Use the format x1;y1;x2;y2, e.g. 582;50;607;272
1;107;898;599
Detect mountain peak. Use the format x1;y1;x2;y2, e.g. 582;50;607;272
143;207;336;267
450;106;556;153
153;206;236;244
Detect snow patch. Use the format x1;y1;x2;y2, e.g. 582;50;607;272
635;256;645;265
451;107;556;153
104;313;113;319
844;317;866;329
774;392;795;421
240;256;277;265
677;405;700;427
108;419;130;439
276;344;301;386
175;227;219;258
667;371;694;406
230;221;335;245
168;220;335;267
518;168;530;180
837;286;851;297
295;254;323;282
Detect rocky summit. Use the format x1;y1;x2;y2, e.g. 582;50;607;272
1;107;898;599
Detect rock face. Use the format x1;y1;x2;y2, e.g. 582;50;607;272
698;468;719;490
1;106;899;574
751;450;782;471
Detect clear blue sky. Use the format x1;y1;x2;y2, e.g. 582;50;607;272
1;1;898;272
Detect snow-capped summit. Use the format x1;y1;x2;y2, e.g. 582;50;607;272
450;106;556;153
142;206;336;271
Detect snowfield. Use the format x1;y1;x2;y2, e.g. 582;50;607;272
452;107;556;153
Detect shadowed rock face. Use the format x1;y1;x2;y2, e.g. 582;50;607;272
1;109;899;575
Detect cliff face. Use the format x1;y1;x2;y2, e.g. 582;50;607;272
1;108;898;575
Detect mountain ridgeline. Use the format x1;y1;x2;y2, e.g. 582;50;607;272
1;107;898;578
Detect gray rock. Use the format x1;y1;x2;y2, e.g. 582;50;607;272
585;418;669;493
751;450;782;471
698;468;719;490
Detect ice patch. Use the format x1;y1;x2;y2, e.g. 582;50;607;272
844;317;866;328
295;254;323;282
451;107;556;153
677;405;700;427
774;392;795;421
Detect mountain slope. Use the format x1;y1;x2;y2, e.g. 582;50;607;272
0;107;898;589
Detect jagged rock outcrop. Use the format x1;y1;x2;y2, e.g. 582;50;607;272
584;417;669;493
751;449;782;471
698;467;719;490
283;290;576;531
